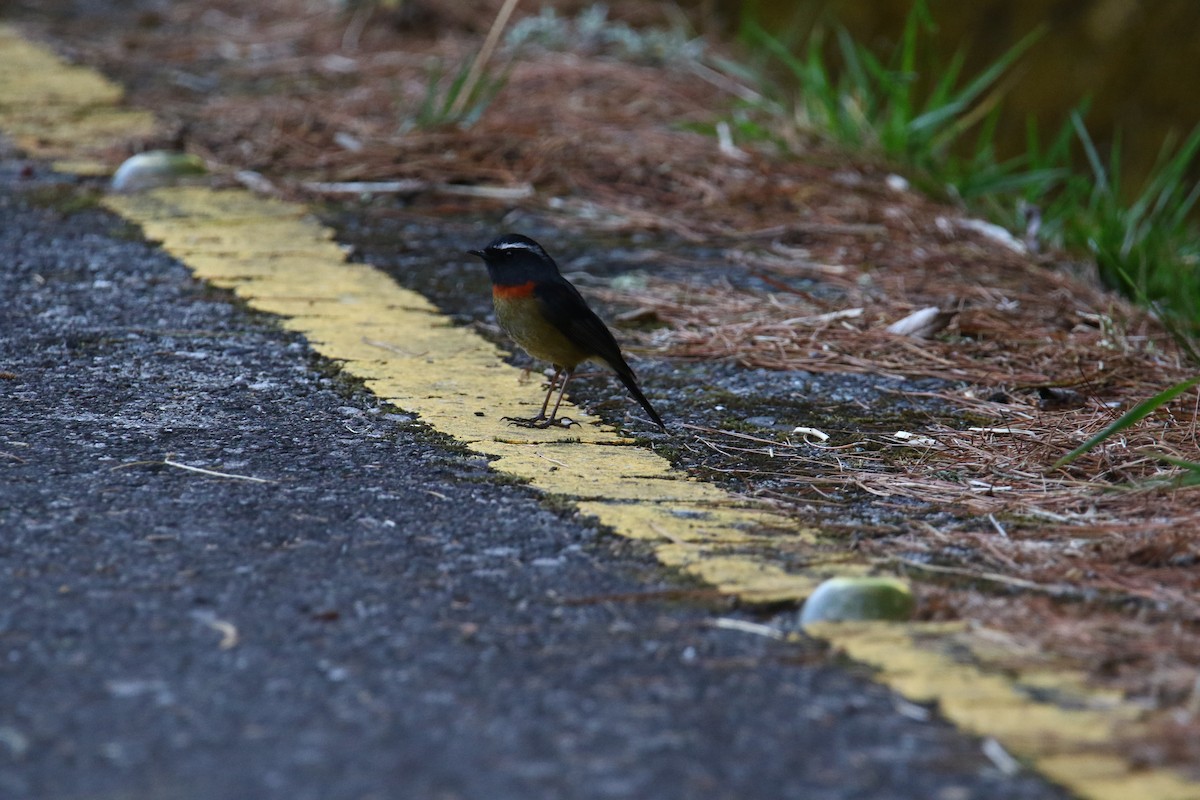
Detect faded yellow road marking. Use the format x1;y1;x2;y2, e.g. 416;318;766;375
103;186;838;604
0;25;154;169
3;23;1198;800
821;623;1200;800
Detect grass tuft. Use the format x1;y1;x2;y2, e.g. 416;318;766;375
407;56;508;131
403;0;520;130
1060;116;1200;333
724;1;1200;352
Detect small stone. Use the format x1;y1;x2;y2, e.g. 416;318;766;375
111;151;206;192
799;577;914;625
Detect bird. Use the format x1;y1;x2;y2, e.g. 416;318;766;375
468;233;666;430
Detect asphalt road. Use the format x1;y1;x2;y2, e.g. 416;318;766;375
0;162;1071;799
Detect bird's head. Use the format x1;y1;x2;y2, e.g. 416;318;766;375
468;233;561;284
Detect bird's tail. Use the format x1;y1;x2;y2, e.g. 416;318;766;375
610;359;666;430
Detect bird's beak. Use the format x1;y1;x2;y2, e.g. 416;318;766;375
466;248;485;258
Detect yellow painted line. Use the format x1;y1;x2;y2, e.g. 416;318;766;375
101;185;838;605
3;24;1198;800
817;622;1200;800
0;25;154;170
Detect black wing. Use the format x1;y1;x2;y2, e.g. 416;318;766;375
534;278;665;428
533;279;626;365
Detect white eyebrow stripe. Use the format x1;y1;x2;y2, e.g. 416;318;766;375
492;241;537;251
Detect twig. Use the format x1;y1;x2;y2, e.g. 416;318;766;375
709;617;786;640
302;180;532;199
302;179;425;194
112;456;273;483
448;0;521;119
886;556;1085;598
439;182;533;199
162;458;274;483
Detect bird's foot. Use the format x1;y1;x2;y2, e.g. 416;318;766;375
503;415;577;429
502;414;552;429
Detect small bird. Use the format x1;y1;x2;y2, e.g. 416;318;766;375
468;233;665;430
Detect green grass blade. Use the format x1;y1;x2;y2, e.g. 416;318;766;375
957;166;1067;199
908;101;967;138
1072;111;1109;195
893;0;924;124
1151;454;1200;487
943;26;1042;113
1041;101;1087;167
746;18;807;79
836;26;870;92
1052;376;1200;469
1149;126;1200;220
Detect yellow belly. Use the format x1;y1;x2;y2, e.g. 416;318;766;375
494;295;590;368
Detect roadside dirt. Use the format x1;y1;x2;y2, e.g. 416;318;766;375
15;0;1200;772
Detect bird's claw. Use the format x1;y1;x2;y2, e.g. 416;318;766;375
503;415;578;430
502;414;551;429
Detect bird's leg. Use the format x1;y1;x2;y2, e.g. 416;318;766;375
536;367;561;419
544;369;573;425
504;366;569;428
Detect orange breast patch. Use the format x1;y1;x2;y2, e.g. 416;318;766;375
492;280;536;299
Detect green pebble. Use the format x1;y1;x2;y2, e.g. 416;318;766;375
800;576;914;625
111;151;206;192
